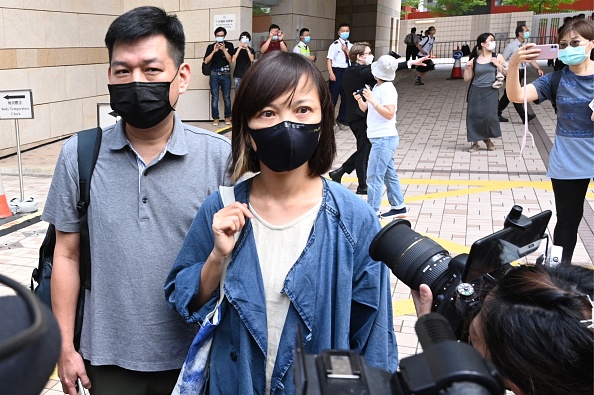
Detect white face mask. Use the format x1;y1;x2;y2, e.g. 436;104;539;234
365;54;374;65
485;41;496;51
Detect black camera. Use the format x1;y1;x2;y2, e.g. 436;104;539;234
369;205;552;339
295;313;504;395
355;87;367;102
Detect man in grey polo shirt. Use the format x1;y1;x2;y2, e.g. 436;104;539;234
41;6;231;395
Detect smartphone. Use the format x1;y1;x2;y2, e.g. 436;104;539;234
76;378;86;395
533;44;559;60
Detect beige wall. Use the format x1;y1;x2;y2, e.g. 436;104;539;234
0;0;253;156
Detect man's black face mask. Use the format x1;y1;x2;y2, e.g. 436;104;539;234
108;70;179;129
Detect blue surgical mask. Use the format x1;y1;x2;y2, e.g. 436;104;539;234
303;36;311;44
272;35;279;41
241;37;250;44
215;36;224;43
558;45;590;66
339;32;350;40
523;31;530;40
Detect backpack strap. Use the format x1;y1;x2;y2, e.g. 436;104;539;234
76;127;102;290
549;69;563;114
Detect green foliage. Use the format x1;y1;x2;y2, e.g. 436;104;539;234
252;6;271;16
402;0;420;8
501;0;577;13
431;0;487;16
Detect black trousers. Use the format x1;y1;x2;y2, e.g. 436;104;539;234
84;360;180;395
329;67;348;122
498;69;527;120
341;118;371;188
405;45;417;62
551;178;592;263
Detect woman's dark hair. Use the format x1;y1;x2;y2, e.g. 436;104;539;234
425;26;435;35
469;33;494;60
239;31;251;41
214;27;227;36
228;51;336;181
105;6;185;68
477;265;594;395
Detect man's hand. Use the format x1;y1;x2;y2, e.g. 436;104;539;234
411;284;433;317
278;31;285;41
58;348;91;395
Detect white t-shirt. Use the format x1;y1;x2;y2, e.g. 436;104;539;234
366;82;398;139
417;35;435;57
327;39;353;68
250;200;321;395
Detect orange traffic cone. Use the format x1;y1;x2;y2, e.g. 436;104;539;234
0;175;13;218
449;47;463;80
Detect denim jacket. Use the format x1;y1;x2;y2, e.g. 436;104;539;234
165;178;398;394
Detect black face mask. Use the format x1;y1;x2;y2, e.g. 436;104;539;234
247;121;321;172
108;71;178;129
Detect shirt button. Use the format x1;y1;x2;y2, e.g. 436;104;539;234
142;197;147;203
230;352;237;361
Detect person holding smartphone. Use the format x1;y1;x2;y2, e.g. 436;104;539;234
231;31;255;90
507;19;594;265
260;24;288;54
204;27;234;126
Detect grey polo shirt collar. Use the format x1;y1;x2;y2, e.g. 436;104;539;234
108;113;189;157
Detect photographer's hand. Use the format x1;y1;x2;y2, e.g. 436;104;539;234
412;284;433;317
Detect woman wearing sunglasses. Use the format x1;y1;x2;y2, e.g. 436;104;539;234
507;19;594;265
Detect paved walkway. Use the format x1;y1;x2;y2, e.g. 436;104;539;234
0;62;592;394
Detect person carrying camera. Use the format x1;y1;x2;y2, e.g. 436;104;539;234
204;27;234;126
413;264;594;395
355;55;407;219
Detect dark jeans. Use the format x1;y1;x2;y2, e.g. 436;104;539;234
329;67;347;123
551;178;592;263
405;45;417;62
210;72;231;120
498;69;527;119
342;118;371;187
84;360;180;395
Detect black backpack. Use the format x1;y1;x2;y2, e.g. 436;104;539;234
31;127;102;350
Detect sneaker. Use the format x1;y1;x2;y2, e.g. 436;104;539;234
469;142;480;153
415;76;424;85
212;119;219;126
380;207;407;220
225;118;231;125
483;139;495;151
498;115;509;122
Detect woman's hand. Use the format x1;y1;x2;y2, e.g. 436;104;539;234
509;42;540;67
466;58;474;70
361;85;376;105
411;284;433;317
211;202;253;260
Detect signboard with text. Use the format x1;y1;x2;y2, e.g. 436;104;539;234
214;14;236;31
0;90;34;119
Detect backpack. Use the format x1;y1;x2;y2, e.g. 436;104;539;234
31;127;102;350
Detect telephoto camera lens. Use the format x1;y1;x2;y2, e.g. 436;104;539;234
369;219;454;294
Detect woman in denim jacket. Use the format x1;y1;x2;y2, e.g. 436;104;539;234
165;51;398;394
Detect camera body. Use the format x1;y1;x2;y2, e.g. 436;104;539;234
295;313;504;395
355;86;367;102
369;205;552;339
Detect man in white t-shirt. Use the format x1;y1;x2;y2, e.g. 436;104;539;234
415;26;436;85
327;23;353;126
354;55;407;220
